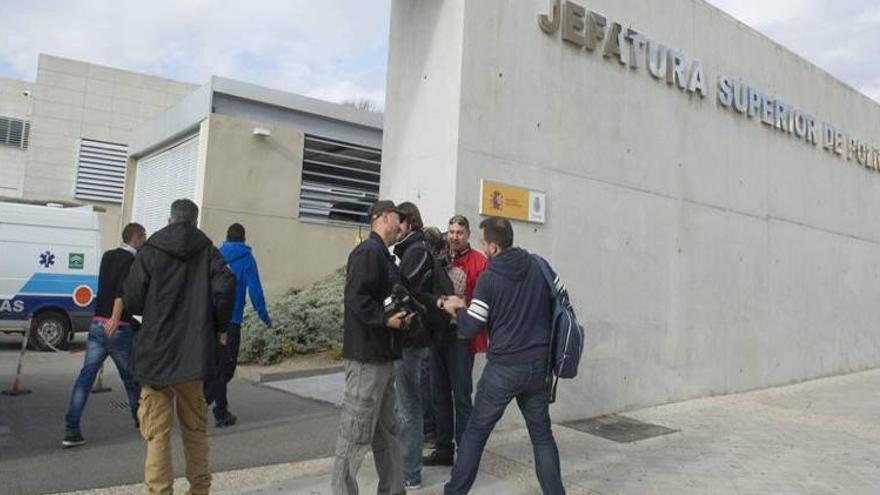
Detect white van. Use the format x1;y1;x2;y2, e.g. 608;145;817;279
0;202;101;350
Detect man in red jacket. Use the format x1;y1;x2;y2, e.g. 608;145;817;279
424;214;488;467
448;215;489;353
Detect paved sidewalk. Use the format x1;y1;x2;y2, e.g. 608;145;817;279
58;369;880;494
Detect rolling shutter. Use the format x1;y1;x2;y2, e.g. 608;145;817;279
131;134;200;235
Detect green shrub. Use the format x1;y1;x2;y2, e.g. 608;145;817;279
239;268;345;365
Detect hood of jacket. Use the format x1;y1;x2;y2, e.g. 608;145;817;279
393;230;426;259
146;222;212;260
220;241;252;264
487;247;531;282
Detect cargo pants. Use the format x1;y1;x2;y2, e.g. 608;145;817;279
138;379;211;495
331;359;404;495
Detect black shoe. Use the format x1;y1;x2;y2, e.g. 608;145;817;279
215;412;238;428
422;450;454;466
62;430;86;449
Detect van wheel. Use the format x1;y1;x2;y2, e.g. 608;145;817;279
29;312;70;351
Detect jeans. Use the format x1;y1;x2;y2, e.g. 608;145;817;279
444;358;564;495
431;338;474;455
65;320;140;431
332;360;403;495
204;324;241;420
421;354;435;437
395;346;429;484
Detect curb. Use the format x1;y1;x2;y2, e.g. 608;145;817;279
248;365;344;384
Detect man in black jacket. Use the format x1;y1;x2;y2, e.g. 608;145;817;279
441;217;565;495
332;200;409;495
124;199;236;495
392;202;450;490
62;222;146;448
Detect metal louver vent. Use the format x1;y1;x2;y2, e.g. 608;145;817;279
298;135;381;227
75;139;128;203
0;116;31;150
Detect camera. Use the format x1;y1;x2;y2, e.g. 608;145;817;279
383;284;427;332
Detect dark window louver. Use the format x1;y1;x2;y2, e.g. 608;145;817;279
298;135;381;227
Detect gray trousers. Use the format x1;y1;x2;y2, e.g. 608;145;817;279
331;359;404;495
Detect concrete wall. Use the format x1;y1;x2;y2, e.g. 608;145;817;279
25;55;196;202
22;55;197;250
0;77;33;198
197;114;359;295
384;0;880;422
381;0;466;227
0;76;33;118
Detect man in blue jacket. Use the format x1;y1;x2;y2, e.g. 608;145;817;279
205;223;272;427
440;217;565;495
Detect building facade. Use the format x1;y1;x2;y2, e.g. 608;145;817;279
0;56;382;296
122;77;384;295
383;0;880;422
0;54;196;249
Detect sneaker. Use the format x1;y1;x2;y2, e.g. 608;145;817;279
422;450;454;466
404;479;422;490
215;412;238;428
62;430;86;448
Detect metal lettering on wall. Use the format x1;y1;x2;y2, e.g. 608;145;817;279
538;0;880;173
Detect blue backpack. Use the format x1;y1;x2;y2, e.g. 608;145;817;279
532;255;585;402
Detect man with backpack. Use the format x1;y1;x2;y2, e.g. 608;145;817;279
440;217;566;495
393;202;452;490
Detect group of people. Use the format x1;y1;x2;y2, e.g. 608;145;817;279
55;196;568;495
60;199;271;494
334;200;567;495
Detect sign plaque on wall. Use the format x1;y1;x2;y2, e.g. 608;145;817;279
480;180;546;224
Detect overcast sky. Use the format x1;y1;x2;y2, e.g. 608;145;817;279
2;1;878;106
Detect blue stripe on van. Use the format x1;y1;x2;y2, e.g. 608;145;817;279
0;294;95;321
19;273;98;295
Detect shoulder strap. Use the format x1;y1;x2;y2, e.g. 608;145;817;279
532;254;561;403
531;254;558;297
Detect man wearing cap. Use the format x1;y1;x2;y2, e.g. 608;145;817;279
423;214;488;467
331;200;409;495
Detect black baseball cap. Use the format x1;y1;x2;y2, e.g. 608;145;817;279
368;200;400;221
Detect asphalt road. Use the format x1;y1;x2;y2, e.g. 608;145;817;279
0;335;339;495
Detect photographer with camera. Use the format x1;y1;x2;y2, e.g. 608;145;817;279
332;200;409;495
392;202;452;490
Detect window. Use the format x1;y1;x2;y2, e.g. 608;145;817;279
0;116;31;150
131;134;200;235
298;135;381;227
74;139;128;203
